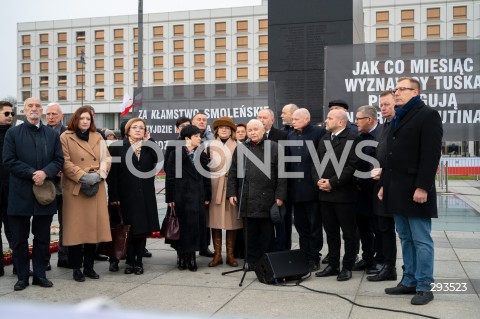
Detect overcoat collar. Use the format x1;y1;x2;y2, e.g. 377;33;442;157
64;130;102;158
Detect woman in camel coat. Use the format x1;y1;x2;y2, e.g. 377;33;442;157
207;116;243;267
61;106;111;282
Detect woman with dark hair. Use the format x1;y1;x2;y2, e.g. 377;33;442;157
60;106;111;282
165;125;211;271
107;118;161;275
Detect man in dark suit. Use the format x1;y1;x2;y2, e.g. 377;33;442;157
257;108;289;251
314;109;359;281
281;103;298;133
367;90;398;282
286;108;326;271
379;77;442;305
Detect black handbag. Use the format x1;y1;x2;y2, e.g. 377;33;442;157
161;206;180;241
97;205;131;260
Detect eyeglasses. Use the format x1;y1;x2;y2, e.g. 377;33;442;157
45;112;59;116
354;117;369;122
218;126;231;130
130;126;145;130
391;87;415;94
1;111;15;117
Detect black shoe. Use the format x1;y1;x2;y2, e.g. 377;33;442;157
411;291;434;305
13;267;33;276
134;266;144;275
83;269;100;279
322;253;329;264
199;248;214;258
143;248;152;258
0;266;4;277
94;253;109;261
124;265;135;274
308;261;320;272
188;253;198;272
367;265;397;282
337;268;352;281
32;277;53;288
352;259;372;271
315;265;340;277
57;259;72;269
109;261;119;272
46;262;51;271
14;280;29;291
73;269;85;282
366;263;384;274
385;283;416;295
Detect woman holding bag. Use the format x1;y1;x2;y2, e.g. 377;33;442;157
61;106;111;282
107;118;160;275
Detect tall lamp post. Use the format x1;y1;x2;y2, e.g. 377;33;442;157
80;50;86;106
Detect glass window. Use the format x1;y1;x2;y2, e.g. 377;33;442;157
133;28;138;39
95;59;104;70
76;60;84;71
427;8;440;21
194;39;205;50
174;40;184;51
114;73;124;84
114;29;124;40
215;38;226;49
76;75;85;85
237;21;248;33
401;10;414;22
376;11;389;24
22;77;31;87
133;58;138;68
453;23;467;37
173;70;184;82
174;55;184;67
22;63;31;74
153;41;163;53
57;90;67;101
194;23;205;35
40;76;49;87
153;71;163;83
57;47;67;58
40;90;49;101
258;19;268;31
95;45;104;56
153;56;163;67
40;48;48;58
114;88;123;99
194;54;205;66
194;69;205;81
453;6;467;19
237;52;248;64
39;62;49;72
215;22;226;34
95;30;104;41
259;51;268;63
134;42;139;53
22;91;30;101
215;53;226;65
22;49;31;59
427;25;440;38
112;58;123;70
76;46;85;57
215;68;226;80
114;43;123;54
57;32;67;43
95;88;104;100
259;35;268;47
237;68;248;80
58;75;67;86
58;61;67;72
174;25;184;37
376;28;389;40
40;34;49;44
153;26;163;37
76;89;85;100
76;31;86;42
401;26;414;39
237;36;248;48
95;74;104;84
22;35;31;45
259;66;268;79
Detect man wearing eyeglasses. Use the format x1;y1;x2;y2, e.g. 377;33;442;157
378;77;443;305
0;101;15;277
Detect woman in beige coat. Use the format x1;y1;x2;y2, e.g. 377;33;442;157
208;116;243;267
61;106;111;282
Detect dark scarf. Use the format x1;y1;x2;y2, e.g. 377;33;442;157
76;129;90;142
391;96;420;129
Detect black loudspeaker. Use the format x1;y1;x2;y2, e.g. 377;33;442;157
255;249;309;284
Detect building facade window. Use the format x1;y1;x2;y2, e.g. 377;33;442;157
58;90;67;101
133;58;138;68
76;31;86;42
453;6;467;19
95;45;104;56
95;30;104;41
194;54;205;66
215;22;226;34
95;88;105;100
134;42;139;53
95;59;104;70
22;92;30;101
427;25;440;38
427;8;440;21
22;49;31;59
237;67;248;79
40;76;49;87
95;74;104;84
40;48;48;58
237;36;248;48
174;55;184;67
174;40;184;51
259;51;268;63
174;25;184;37
153;26;163;37
76;75;85;85
153;41;163;53
215;53;226;65
114;43;124;54
194;39;205;50
114;73;124;84
376;11;389;24
215;38;226;49
401;26;415;39
40;90;49;101
76;46;85;56
258;35;268;47
22;63;31;74
39;62;49;73
453;23;467;37
58;61;67;72
153;71;163;83
58;75;67;86
401;10;414;22
259;66;268;79
22;35;31;45
153;56;163;68
237;21;248;33
215;68;226;80
237;52;248;64
57;47;67;57
76;89;85;100
194;23;205;35
114;88;123;99
133;28;138;39
173;70;184;82
376;28;389;40
57;32;67;43
258;19;268;31
194;69;205;81
39;34;49;44
22;77;31;87
114;29;124;40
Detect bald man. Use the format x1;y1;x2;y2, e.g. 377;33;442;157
286;108;326;270
313;109;359;282
281;103;299;133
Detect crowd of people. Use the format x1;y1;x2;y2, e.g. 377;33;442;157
0;76;442;306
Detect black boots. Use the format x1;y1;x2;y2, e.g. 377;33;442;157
367;264;397;282
178;252;187;270
186;253;197;272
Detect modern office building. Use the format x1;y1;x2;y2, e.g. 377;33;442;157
17;0;268;128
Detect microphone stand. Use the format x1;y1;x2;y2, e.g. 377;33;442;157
222;141;250;287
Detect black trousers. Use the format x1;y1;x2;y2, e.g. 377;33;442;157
10;214;53;280
274;200;293;251
321;201;357;270
126;235;147;267
56;195;69;262
0;189;12;268
378;215;397;266
293;200;323;264
69;243;96;270
356;213;384;264
244;217;274;267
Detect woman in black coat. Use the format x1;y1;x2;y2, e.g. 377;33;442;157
107;118;161;275
165;125;211;272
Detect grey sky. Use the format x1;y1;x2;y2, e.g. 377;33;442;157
0;0;261;100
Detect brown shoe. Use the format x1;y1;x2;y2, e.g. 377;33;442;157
226;230;238;267
208;229;223;267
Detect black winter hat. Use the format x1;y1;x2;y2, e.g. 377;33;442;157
180;125;201;139
328;99;349;110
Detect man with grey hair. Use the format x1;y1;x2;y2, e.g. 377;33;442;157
287;108;326;270
227;119;287;269
314;109;359;281
281;103;299;133
352;105;383;275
